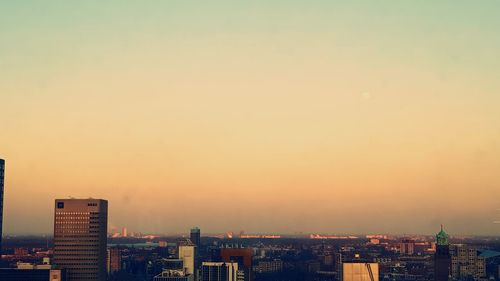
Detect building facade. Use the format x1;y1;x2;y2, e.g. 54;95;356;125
53;199;108;281
201;262;240;281
253;260;283;273
449;244;486;280
399;239;415;255
342;262;379;281
179;244;196;276
107;247;122;274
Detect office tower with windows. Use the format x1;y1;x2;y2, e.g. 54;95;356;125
53;199;108;281
435;225;451;281
190;227;201;246
342;262;379;281
0;159;4;253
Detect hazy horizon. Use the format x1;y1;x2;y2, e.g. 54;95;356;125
1;1;500;236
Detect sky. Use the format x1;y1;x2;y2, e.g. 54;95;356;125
1;1;500;236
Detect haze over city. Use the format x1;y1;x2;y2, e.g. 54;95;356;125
1;1;500;236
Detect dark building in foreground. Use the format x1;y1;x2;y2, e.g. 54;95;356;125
0;268;66;281
0;159;4;253
435;225;451;281
53;199;108;281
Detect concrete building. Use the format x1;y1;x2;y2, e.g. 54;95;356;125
179;244;196;276
190;227;201;246
0;159;4;253
53;199;108;281
342;262;379;281
449;244;486;280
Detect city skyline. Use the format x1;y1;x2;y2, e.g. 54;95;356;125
2;1;500;235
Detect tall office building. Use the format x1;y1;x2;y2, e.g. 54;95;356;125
342;262;379;281
53;199;108;281
201;262;240;281
434;225;451;281
0;159;4;253
190;227;201;246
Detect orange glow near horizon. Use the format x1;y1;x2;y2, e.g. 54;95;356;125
1;1;500;235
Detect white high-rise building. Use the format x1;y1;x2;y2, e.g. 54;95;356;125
179;244;196;276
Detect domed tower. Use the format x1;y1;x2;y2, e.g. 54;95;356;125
436;225;449;246
434;225;451;281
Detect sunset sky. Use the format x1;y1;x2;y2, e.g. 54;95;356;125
1;1;500;235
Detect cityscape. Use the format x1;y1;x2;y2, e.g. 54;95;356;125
2;1;500;281
1;159;500;280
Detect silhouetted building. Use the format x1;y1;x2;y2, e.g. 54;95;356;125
0;268;67;281
434;225;451;281
107;248;122;274
53;199;108;281
342;262;379;281
0;159;4;253
190;227;201;246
